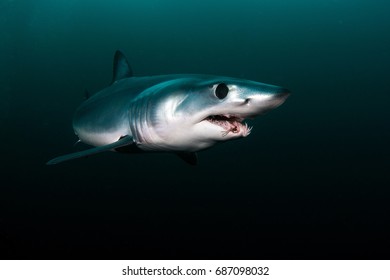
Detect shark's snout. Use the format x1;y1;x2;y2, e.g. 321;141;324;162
275;89;291;102
270;86;291;102
278;87;291;95
247;86;290;115
270;89;290;109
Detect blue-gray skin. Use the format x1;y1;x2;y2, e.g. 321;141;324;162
47;51;290;165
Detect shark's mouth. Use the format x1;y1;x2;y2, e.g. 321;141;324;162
205;115;252;137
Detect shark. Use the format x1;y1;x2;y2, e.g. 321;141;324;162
47;50;290;165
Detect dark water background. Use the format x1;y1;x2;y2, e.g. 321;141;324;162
1;0;389;259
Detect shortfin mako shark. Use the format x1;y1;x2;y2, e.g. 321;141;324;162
47;50;290;165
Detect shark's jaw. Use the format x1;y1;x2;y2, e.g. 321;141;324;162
203;114;252;137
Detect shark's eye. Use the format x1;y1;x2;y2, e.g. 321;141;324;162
215;83;229;99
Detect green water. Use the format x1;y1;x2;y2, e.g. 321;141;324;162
1;0;389;259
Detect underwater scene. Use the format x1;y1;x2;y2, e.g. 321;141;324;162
1;0;389;259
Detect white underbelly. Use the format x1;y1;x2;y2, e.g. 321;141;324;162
75;128;132;147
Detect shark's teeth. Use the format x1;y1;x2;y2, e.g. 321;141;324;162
221;130;229;137
244;123;253;136
205;114;252;137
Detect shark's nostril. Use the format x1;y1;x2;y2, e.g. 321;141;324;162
244;98;251;105
279;88;291;95
276;91;290;100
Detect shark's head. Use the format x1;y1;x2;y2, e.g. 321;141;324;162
186;77;290;141
132;75;290;152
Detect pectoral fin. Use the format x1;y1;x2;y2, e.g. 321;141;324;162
176;152;198;165
46;135;134;165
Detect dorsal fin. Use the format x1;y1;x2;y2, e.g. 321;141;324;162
111;50;133;84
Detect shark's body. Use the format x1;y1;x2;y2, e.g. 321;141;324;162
47;51;290;165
